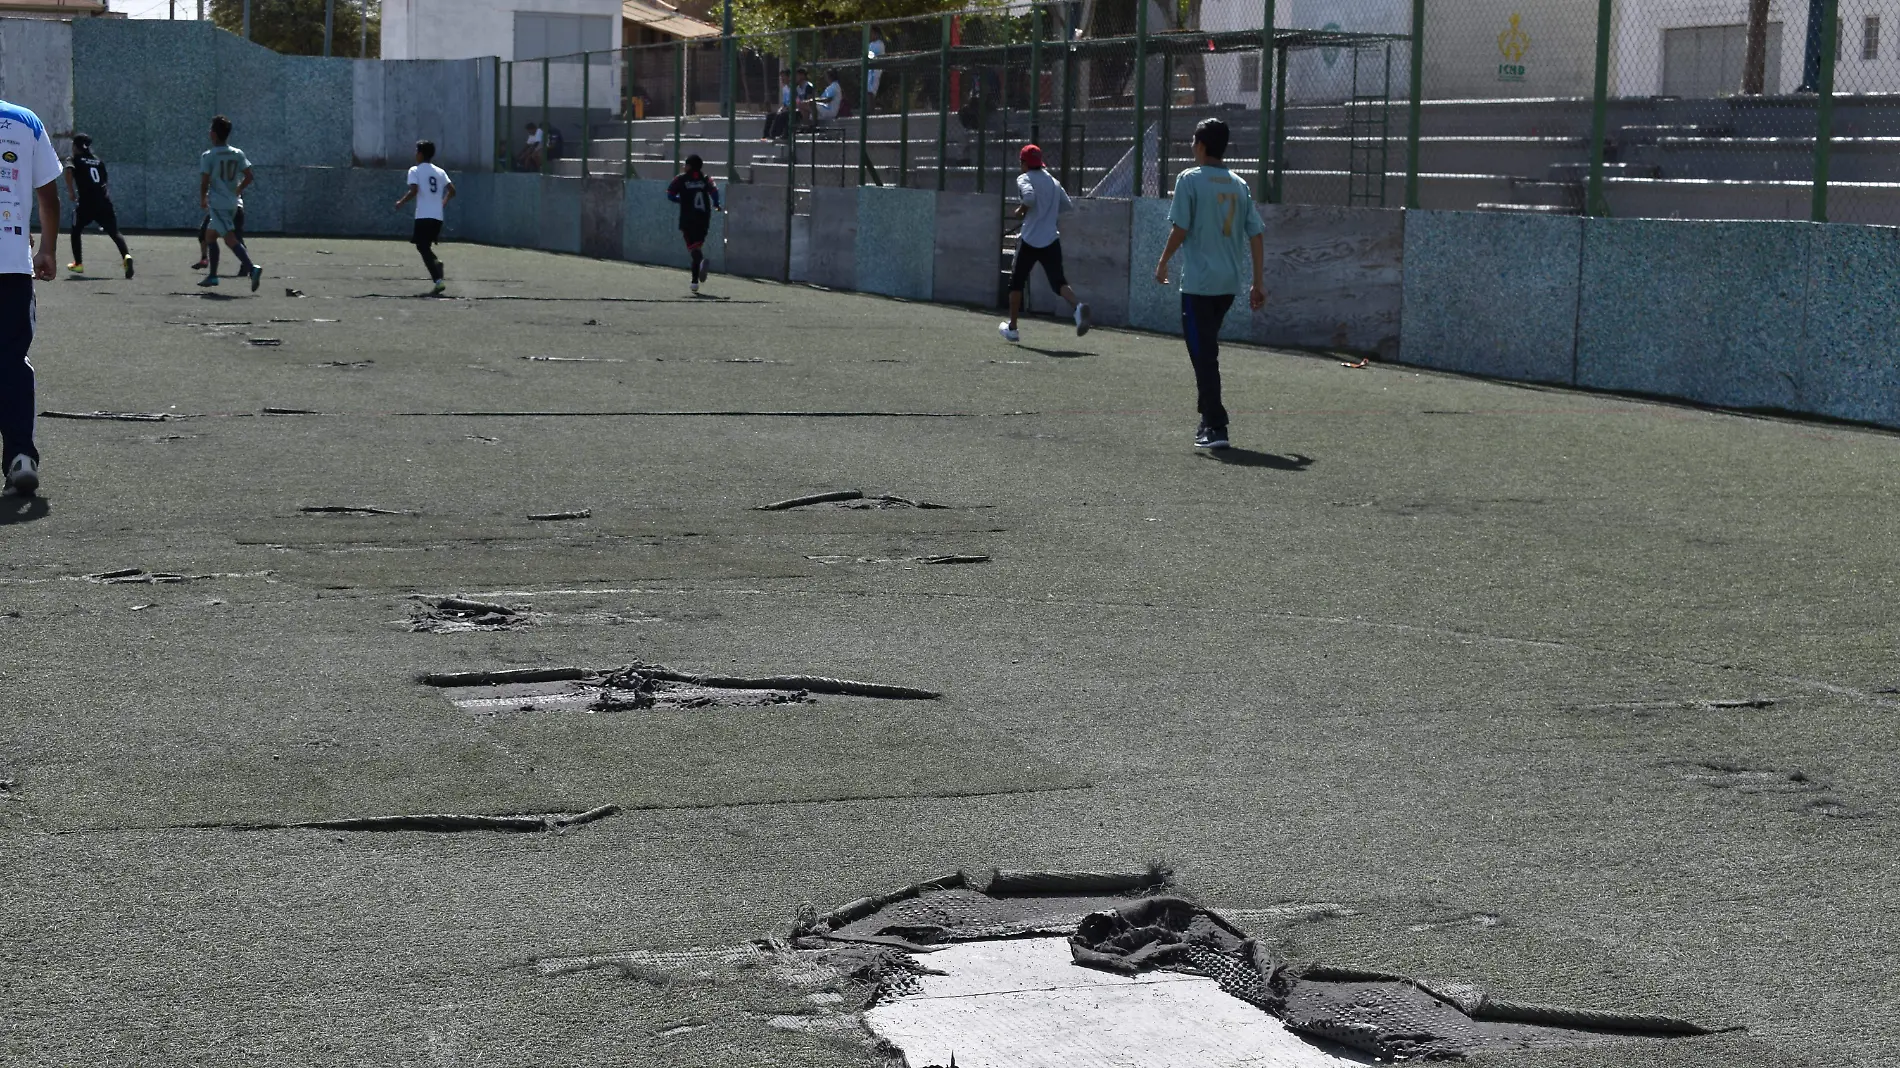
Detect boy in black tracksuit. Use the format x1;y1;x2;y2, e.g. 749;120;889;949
63;134;131;279
665;154;721;293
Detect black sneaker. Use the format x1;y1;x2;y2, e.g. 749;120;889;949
1194;425;1230;450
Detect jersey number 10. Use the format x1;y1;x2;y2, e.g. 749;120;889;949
219;160;240;181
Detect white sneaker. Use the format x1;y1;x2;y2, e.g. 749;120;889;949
691;280;699;294
6;454;39;495
998;322;1020;342
1075;303;1092;337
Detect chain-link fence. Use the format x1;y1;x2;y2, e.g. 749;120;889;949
486;0;1899;226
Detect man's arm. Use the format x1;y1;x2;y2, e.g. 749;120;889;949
33;181;57;280
665;176;683;203
1154;224;1189;285
444;180;457;204
62;162;75;203
236;166;255;198
396;182;418;208
1248;232;1266;310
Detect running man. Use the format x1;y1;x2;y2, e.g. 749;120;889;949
198;115;261;291
1153;118;1265;451
63;133;131;279
999;143;1089;343
395;139;454;295
666;154;721;294
0;97;62;495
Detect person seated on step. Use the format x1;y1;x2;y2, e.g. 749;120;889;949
763;71;793;140
814;69;845;124
516;122;543;171
793;67;815;122
545;125;566;161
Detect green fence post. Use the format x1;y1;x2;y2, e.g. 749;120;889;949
1061;4;1076;191
1133;0;1148;198
625;49;635;179
1812;0;1839;221
1585;0;1613;216
1030;5;1043;146
899;71;910;187
507;62;515;173
727;38;739;182
787;32;798;277
1272;44;1287;202
582;51;592;176
938;14;951;191
1404;0;1424;208
541;58;551;175
1158;53;1172;197
674;40;685;173
1258;0;1274;200
495;57;504;173
859;24;871;186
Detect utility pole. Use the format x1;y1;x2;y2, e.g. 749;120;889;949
1743;0;1772;94
242;0;252;41
722;0;734;117
326;0;335;57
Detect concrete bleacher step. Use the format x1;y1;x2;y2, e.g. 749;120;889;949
1474;202;1581;215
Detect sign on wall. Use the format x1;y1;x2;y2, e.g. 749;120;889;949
1497;12;1529;83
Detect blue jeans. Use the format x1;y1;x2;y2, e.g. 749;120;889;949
1182;292;1234;430
0;273;36;466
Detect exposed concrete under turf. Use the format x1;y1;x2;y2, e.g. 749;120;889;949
4;236;1896;1067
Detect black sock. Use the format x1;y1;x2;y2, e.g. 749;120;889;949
208;242;220;274
233;242;254;274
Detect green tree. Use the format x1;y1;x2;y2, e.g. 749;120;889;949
210;0;381;58
733;0;977;38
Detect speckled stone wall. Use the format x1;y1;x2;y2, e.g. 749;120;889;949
536;176;582;255
1401;210;1582;384
855;186;935;301
1575;217;1810;408
1801;223;1900;427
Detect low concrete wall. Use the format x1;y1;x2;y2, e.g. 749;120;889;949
1401;209;1900;428
723;182;786;281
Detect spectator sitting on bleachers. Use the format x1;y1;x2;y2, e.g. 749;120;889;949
763;71;793;140
814;69;844;123
516;123;543;171
545;126;566;161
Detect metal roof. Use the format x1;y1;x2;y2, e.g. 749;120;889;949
622;0;720;40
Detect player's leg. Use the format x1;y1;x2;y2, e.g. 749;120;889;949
68;201;90;273
415;219;445;292
682;223;708;290
1000;242;1036;340
1182;292;1234;447
1036;239;1090;336
99;201;130;271
199;216;216;275
0;275;40;493
220;214;260;292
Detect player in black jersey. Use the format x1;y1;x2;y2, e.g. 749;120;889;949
62;134;131;279
665;154;722;293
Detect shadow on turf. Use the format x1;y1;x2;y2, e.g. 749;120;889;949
0;493;49;524
1021;345;1091;359
1201;448;1314;471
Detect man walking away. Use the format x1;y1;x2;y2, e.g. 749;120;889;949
999;143;1089;342
666;154;721;294
396;139;455;295
198;115;261;291
1153;118;1265;451
0;97;62;495
63;133;131;279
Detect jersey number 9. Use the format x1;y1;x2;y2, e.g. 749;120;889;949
428;176;439;193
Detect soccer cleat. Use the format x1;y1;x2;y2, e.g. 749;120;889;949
1194;425;1230;450
190;259;208;270
249;264;263;292
65;262;82;275
998;322;1020;343
1075;302;1092;337
197;275;220;287
6;454;39;496
431;279;446;295
123;255;134;279
690;280;699;294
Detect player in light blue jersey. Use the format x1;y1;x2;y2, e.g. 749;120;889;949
198;115;261;291
1153;118;1266;451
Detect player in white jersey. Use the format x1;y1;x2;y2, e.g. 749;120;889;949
395;140;455;295
0;99;61;496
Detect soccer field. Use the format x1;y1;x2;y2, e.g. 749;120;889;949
5;235;1896;1066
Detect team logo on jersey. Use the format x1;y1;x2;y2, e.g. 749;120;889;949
1;152;15;163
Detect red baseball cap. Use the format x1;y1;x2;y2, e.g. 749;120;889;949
1020;144;1044;168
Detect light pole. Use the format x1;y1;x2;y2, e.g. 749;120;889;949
326;0;335;56
722;0;734;117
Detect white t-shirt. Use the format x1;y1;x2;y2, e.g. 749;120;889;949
525;130;543;147
817;81;841;120
866;38;885;95
407;162;451;221
0;101;62;276
1016;167;1072;249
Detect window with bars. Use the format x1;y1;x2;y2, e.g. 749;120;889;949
1865;16;1881;61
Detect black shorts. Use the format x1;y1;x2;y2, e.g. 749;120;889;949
680;218;710;248
413;218;443;244
201;207;245;238
74;198;117;233
1009;238;1066;293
